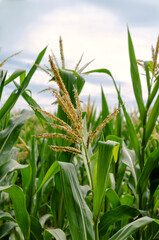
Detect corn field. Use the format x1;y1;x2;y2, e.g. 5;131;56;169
0;29;159;240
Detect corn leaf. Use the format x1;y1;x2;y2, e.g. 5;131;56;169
36;161;60;193
105;188;120;208
0;222;17;238
0;47;47;121
109;216;159;240
137;147;159;194
99;205;140;236
144;61;151;96
14;81;48;123
101;87;113;136
44;228;66;240
121;142;138;187
0;185;30;240
59;161;95;240
20;47;47;91
0;109;34;162
0;211;16;222
146;77;159;109
0;159;29;183
128;28;145;121
145;94;159;145
4;69;25;86
0;70;7;100
93;140;119;220
30;216;43;240
40;214;53;228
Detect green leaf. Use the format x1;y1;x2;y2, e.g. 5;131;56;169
4;69;25;86
0;211;16;222
20;47;47;91
0;159;29;182
36;161;60;193
40;214;53;228
115;103;122;137
120;195;134;206
0;222;17;238
44;228;66;240
146;77;159;109
144;61;151;96
106;188;120;208
101;87;113;135
93;140;120;220
121;142;138;187
137;147;159;194
0;70;7;100
0;185;30;240
30;216;43;240
145;94;159;145
99;205;140;236
59;161;94;240
0;47;47;121
109;216;159;240
84;68;140;161
21;165;32;193
106;135;122;146
0;109;34;162
128;28;145;121
14;82;48;123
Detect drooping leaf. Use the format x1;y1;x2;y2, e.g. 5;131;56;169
0;47;47;121
0;211;16;222
121;142;138;187
40;214;53;228
0;159;29;182
44;228;66;240
0;222;17;238
0;109;34;162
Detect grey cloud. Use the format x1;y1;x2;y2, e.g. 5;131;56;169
83;0;159;27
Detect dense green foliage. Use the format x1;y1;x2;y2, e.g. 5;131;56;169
0;29;159;239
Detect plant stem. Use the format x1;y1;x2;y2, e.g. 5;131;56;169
94;219;99;240
82;141;94;192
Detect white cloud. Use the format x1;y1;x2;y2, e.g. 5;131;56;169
81;82;116;97
2;2;158;110
24;3;158;86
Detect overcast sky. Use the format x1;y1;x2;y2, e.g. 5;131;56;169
0;0;158;111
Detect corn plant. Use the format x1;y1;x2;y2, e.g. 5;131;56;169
0;31;159;240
